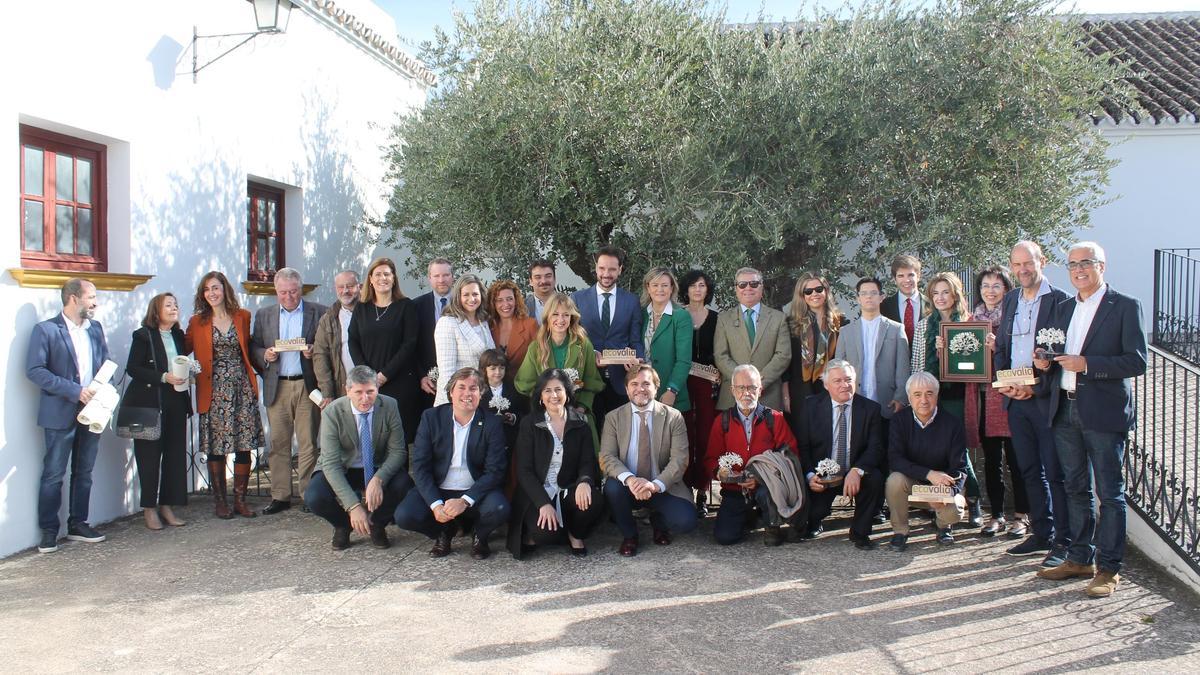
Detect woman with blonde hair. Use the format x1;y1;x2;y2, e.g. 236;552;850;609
433;274;495;406
783;271;847;414
348;257;419;440
515;293;604;446
488;279;538;378
640;267;692;412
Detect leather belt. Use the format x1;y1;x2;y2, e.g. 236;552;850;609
279;374;305;381
1063;390;1077;401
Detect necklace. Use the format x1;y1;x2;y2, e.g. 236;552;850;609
374;303;390;321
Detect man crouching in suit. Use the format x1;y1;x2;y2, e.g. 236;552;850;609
304;366;412;551
395;367;510;560
795;360;885;550
600;364;697;557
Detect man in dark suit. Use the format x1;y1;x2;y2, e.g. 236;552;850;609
305;366;412;551
795;360;885;550
26;278;112;553
1032;241;1146;598
251;267;328;515
880;254;924;352
395;367;510;559
994;241;1072;565
413;257;455;411
525;259;556;323
571;245;644;428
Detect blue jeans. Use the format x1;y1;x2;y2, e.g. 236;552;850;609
713;487;772;545
602;479;697;539
1053;399;1127;572
39;423;101;534
1007;398;1070;547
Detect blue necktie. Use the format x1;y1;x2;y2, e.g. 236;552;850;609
358;412;375;483
438;296;447;319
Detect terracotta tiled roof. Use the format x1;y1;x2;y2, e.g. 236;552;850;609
1083;13;1200;125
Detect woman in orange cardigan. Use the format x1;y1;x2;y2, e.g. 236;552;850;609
184;271;263;519
488;280;538;380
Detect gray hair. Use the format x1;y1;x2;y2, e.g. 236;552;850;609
1068;241;1106;264
822;359;857;381
735;267;762;281
905;371;940;396
732;364;762;383
346;365;377;387
334;269;360;283
274;267;302;285
60;278;92;306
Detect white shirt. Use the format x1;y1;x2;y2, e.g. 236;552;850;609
859;316;882;401
739;302;762;329
338;306;355;379
617;404;666;493
595;284;617;323
437;414;476;499
914;407;939;429
1061;285;1107;392
644;301;673;349
898;291;921;320
830;397;853;458
63;313;93;386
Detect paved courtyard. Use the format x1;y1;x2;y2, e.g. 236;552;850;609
2;498;1198;673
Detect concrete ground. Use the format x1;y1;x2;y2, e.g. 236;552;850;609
2;497;1198;674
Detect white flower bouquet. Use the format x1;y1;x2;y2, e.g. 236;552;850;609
427;367;439;382
1035;327;1066;356
816;457;842;479
489;395;511;412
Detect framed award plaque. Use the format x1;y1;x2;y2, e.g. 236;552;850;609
939;321;993;383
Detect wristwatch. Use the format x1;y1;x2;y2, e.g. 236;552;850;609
854;468;865;477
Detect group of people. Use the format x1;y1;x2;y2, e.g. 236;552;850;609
25;239;1145;598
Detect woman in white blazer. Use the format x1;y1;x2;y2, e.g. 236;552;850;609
433;274;496;405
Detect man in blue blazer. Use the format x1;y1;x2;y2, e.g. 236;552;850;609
25;278;111;553
1032;241;1146;598
570;245;644;428
993;241;1072;566
395;367;510;559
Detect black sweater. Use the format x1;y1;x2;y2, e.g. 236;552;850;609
888;408;966;490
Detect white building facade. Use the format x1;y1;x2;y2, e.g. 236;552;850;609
1;0;430;557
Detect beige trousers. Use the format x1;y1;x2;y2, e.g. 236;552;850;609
265;378;318;502
885;471;966;535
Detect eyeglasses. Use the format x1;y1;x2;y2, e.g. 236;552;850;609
1066;259;1101;271
732;384;759;392
1008;304;1034;337
736;280;762;290
802;286;826;296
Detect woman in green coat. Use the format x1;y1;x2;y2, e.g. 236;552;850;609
515;292;605;448
640;267;692;413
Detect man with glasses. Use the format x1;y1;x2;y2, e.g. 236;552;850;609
993;241;1071;565
713;267;791;410
836;277;911;429
1031;241;1145;597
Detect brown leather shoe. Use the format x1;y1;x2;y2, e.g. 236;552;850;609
1086;570;1121;597
1036;560;1097;581
429;531;453;558
208;459;233;520
369;524;390;549
232;463;257;518
331;527;351;551
470;534;491;560
652;529;671;546
618;537;639;557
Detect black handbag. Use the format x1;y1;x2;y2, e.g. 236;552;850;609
115;329;163;441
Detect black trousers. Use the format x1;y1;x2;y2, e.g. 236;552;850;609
394;487;511;541
133;397;190;508
525;485;606;544
807;471;884;539
304;469;411;530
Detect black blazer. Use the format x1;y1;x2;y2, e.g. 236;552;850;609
414;291;440;375
993;283;1069;411
409;404;507;506
124;326;192;414
795;392;883;476
1035;285;1147;433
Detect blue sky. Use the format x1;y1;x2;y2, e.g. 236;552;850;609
378;0;1200;48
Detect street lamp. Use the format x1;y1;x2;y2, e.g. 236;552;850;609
192;0;293;83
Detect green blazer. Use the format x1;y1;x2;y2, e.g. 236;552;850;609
317;394;408;511
642;303;692;411
514;335;605;412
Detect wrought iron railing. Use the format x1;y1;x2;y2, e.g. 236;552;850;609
1126;345;1200;573
1153;248;1200;365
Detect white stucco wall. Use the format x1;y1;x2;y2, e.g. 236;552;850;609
0;0;428;557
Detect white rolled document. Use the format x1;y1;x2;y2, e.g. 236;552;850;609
77;383;120;433
309;390;324;406
171;356;192;392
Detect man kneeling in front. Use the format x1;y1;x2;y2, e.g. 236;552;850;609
885;371;967;551
304;366;411;550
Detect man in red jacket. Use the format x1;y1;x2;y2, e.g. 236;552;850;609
705;364;800;546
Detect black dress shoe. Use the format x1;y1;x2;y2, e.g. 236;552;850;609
652;529;672;546
888;533;908;552
429;531;453;558
872;512;888;525
937;526;955;545
763;526;784;547
800;525;823;540
369;524;391;549
570;545;588;558
262;500;291;515
618;537;638;557
331;527;351;551
850;534;878;551
471;534;491;560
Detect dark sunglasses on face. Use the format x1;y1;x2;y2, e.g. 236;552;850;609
736;280;762;289
802;286;826;296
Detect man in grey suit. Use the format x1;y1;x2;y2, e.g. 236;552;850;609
713;267;791;410
525;259;556;323
304;366;411;550
835;277;911;421
251;267;328;514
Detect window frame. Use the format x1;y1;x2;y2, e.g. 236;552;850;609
19;124;107;272
246;181;285;282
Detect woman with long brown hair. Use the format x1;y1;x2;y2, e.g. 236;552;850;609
348;257;420;442
487;279;538;377
783;272;847;414
184;271;262;519
433;274;495;406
